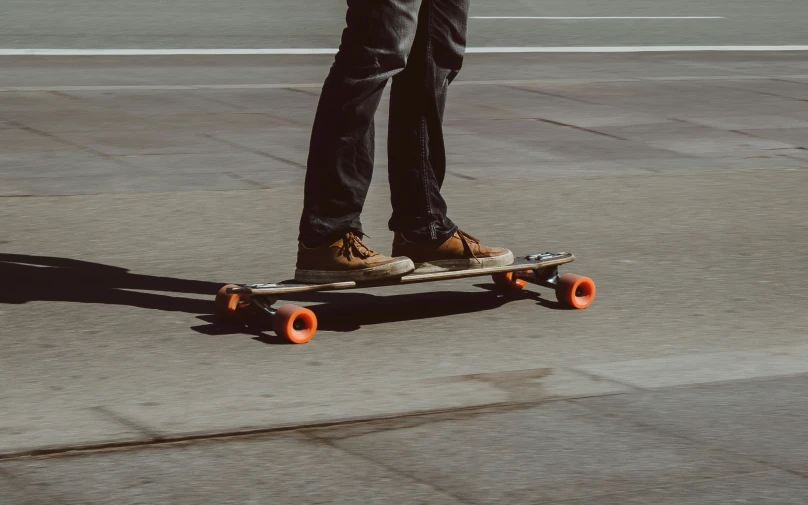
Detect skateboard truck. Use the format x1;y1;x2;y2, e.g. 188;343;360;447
516;253;562;289
249;296;278;317
516;265;562;290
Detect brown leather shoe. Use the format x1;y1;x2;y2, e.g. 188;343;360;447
392;229;513;273
295;232;414;283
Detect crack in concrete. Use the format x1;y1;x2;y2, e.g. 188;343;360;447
535;118;629;140
0;393;626;462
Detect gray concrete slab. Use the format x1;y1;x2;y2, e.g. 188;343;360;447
779;148;808;160
576;345;808;389
0;435;466;505
49;130;239;156
557;471;808;505
3;172;257;195
0;55;336;88
191;88;319;126
2;167;808;453
0;470;54;505
210;129;311;169
138;112;293;133
0;180;27;196
59;90;242;115
577;376;808;474
0;91;78;113
675;114;808;131
320;401;768;504
595;122;798;156
447;161;651;180
739;128;808;148
118;152;305;188
0;129;79;153
4;108;155;134
0;406;145;455
624;155;808;173
0;152;125;179
530;79;807;119
116;151;286;174
443;133;563;168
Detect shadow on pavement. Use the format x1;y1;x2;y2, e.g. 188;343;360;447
0;253;564;343
193;287;566;344
0;253;220;313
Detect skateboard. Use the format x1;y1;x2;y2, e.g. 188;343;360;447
215;252;595;344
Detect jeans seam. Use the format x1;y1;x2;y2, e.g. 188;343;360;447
423;0;437;240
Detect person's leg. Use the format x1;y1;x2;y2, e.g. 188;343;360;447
299;0;423;247
295;0;424;283
387;0;467;242
387;0;513;272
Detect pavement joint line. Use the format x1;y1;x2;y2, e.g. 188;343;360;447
46;90;82;101
534;118;629;141
284;87;320;97
223;172;271;189
729;130;790;141
307;433;478;505
708;81;808;102
6;366;796;462
11;123;136;168
0;392;629;462
501;83;601;105
447;170;476;181
773;77;808;87
200;133;306;169
256;111;309;128
619;371;808;392
568;367;648;392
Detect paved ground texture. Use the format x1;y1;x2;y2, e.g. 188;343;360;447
1;0;808;503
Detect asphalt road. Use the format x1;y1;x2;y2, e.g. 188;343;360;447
1;0;808;48
1;1;807;504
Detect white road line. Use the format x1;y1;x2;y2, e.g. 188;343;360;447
465;46;808;53
471;16;725;20
0;48;338;56
1;46;808;56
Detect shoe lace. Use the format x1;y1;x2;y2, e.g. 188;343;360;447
339;232;376;261
456;229;480;259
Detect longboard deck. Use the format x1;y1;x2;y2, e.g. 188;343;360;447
232;252;574;296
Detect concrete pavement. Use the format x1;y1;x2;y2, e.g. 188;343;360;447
1;378;807;504
1;6;808;502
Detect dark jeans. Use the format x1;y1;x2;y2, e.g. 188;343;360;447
298;0;470;247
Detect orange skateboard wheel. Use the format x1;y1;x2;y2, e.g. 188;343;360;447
215;284;251;320
492;271;528;290
555;274;595;309
273;304;318;344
